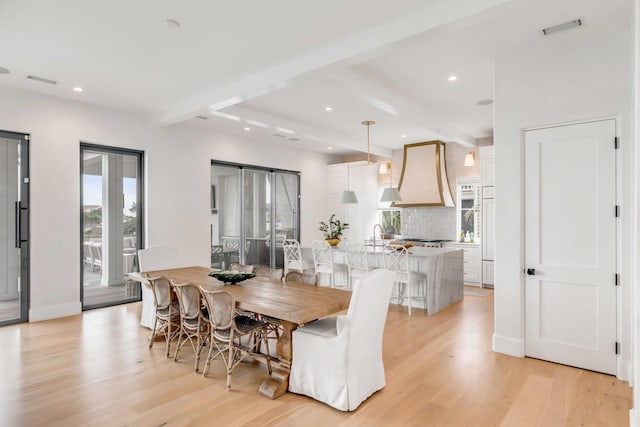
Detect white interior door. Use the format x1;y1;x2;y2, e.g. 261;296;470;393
524;119;617;374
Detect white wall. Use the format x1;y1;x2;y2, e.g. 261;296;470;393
0;86;332;321
493;6;634;381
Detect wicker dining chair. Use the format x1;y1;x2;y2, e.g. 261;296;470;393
229;263;255;273
284;271;318;286
254;266;283;281
146;274;180;357
172;280;210;372
199;288;272;390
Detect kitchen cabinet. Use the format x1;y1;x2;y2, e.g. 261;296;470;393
327;162;379;243
479;146;495;288
443;242;480;285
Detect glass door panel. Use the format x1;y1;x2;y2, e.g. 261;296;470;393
243;169;271;267
273;172;299;268
0;131;28;325
211;164;241;269
81;145;143;309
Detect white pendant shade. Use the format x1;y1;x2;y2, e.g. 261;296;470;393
380;187;402;202
340;190;358;204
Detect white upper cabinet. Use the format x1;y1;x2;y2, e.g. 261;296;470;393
479;146;495;187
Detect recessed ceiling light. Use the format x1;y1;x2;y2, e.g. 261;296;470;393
244;127;250;131
324;106;333;112
163;19;181;29
477;99;493;106
328;146;333;150
0;67;10;75
401;134;407;138
73;87;83;92
448;75;457;81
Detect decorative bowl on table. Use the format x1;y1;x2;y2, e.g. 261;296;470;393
388;241;414;251
208;269;255;284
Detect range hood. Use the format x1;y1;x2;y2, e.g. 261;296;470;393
393;141;454;207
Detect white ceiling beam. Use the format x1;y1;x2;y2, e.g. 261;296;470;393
327;69;477;147
224;105;393;157
151;0;513;127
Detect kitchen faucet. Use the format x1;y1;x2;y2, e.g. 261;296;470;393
372;224;383;250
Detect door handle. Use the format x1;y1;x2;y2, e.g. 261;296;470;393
14;201;21;248
526;268;536;276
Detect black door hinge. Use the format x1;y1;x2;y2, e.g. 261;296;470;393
615;205;620;217
615;273;620;286
615;137;619;149
615;342;620;355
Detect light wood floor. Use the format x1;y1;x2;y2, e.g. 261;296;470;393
0;291;630;426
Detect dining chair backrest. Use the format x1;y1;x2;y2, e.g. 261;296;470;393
138;246;179;272
312;240;334;269
222;237;240;251
229;263;255;273
200;288;234;335
172;281;202;321
284;271;318;286
145;275;173;310
254;266;283;281
283;239;304;263
382;244;409;273
345;242;369;272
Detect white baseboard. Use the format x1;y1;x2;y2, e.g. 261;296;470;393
617;358;632;382
629;409;636;427
29;301;81;322
492;334;525;357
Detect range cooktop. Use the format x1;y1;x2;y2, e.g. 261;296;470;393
400;238;453;243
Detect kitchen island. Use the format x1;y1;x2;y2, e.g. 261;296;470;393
301;245;463;315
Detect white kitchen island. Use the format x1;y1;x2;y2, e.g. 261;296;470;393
301;245;464;315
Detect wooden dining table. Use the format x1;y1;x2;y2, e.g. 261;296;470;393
129;266;351;399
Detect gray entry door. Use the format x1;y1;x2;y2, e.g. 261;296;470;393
0;131;29;325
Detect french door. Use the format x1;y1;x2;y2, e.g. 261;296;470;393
524;119;617;374
0;130;29;326
80;144;144;309
211;161;300;269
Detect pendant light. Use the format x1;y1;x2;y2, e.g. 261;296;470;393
339;163;358;204
380;161;402;202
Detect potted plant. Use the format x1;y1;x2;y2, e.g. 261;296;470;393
318;214;349;246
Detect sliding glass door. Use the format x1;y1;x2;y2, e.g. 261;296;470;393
0;131;29;326
211;162;299;269
80;144;143;309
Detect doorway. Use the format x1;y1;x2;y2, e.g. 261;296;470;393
0;130;29;326
524;119;617;374
80;143;144;309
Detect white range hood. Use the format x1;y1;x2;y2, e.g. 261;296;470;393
393;141;454;207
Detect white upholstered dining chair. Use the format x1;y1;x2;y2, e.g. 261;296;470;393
138;246;179;329
289;268;395;411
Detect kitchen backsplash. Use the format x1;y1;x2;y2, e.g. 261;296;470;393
401;207;456;240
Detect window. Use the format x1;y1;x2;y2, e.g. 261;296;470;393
379;210;401;235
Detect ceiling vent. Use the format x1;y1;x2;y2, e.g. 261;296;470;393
195;115;208;120
26;75;57;85
542;19;582;36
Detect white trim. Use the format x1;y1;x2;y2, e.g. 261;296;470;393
522;116;620;132
617;358;632;382
29;301;81;322
492;334;524;357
